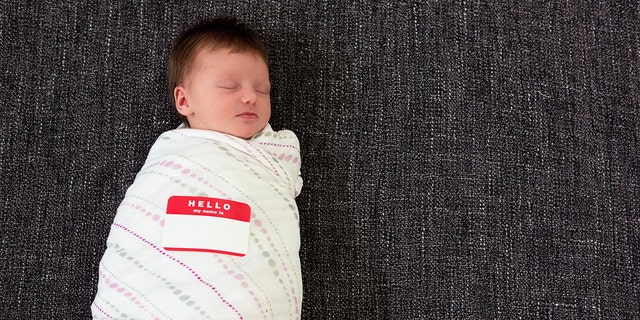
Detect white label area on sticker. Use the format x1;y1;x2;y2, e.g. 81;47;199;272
162;196;251;257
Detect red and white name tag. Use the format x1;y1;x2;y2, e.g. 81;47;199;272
162;196;251;257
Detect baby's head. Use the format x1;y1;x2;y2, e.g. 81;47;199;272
168;16;271;139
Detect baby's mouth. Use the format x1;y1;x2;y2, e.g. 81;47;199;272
237;112;258;119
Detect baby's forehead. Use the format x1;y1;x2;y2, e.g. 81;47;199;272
196;44;267;64
192;47;267;69
185;46;270;82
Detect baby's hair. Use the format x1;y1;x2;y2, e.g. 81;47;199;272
168;16;268;126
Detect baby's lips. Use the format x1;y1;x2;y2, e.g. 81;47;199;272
237;112;258;118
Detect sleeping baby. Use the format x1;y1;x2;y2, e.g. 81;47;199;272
91;16;303;320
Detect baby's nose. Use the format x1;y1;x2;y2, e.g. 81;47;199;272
241;89;257;104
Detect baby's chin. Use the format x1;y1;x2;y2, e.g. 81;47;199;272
187;124;266;140
226;127;267;140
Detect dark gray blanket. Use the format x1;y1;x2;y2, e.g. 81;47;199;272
1;1;638;319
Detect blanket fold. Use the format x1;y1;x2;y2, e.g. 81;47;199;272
92;125;303;320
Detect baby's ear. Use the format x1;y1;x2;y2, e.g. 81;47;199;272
174;86;193;116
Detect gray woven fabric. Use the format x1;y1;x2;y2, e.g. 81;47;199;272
1;1;639;319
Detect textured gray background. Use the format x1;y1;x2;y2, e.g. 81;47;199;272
1;1;639;319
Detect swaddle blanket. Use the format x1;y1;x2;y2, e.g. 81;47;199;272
92;125;303;320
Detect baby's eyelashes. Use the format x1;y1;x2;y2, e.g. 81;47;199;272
255;83;271;94
215;80;239;90
217;85;238;90
215;81;269;95
256;87;271;95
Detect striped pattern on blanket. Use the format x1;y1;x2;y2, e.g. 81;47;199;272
92;125;303;320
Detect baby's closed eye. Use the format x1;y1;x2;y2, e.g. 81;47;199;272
256;87;270;94
216;81;239;90
255;83;271;94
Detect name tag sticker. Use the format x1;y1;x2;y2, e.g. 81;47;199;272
163;196;251;257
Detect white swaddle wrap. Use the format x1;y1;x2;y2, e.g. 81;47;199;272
92;125;303;320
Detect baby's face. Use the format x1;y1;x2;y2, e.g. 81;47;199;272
175;48;271;139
